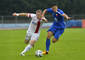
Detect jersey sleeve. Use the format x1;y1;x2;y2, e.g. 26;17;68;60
27;13;36;18
47;8;53;13
58;9;64;15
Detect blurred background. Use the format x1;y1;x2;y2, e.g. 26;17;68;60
0;0;85;29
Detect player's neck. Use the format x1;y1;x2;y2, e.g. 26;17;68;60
53;10;58;12
37;16;42;20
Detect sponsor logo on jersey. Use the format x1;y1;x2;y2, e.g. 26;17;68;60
54;18;58;22
32;22;37;25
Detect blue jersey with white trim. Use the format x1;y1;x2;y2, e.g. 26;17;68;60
47;8;65;29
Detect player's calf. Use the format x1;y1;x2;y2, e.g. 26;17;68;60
25;34;30;44
20;40;36;56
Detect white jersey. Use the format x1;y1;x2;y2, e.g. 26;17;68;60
27;13;45;34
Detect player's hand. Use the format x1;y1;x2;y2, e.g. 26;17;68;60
42;17;48;23
12;13;19;16
67;17;71;20
44;20;48;23
12;13;17;16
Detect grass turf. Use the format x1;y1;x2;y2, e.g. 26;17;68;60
0;28;85;60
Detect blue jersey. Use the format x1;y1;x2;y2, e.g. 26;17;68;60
47;8;65;29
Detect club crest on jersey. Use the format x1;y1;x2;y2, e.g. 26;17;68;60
56;14;58;16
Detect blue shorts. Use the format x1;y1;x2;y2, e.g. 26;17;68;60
48;26;64;40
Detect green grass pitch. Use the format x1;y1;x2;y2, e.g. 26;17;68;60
0;28;85;60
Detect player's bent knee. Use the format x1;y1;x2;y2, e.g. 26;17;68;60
47;35;51;39
52;38;58;43
47;32;53;39
30;40;36;46
24;40;29;44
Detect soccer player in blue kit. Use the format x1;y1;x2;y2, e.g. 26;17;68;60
42;5;71;54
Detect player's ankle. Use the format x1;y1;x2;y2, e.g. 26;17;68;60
46;51;48;54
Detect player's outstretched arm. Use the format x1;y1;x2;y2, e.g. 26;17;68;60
42;9;47;17
62;13;71;20
12;13;28;16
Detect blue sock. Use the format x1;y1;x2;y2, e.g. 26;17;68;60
46;38;50;52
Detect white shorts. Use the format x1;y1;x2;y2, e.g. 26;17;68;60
25;31;40;41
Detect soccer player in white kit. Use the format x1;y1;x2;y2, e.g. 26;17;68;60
13;10;48;56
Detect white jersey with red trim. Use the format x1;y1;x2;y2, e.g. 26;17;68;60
27;13;44;34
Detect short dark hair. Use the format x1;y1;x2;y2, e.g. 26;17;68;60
52;5;58;8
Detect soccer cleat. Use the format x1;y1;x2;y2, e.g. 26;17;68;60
20;53;25;56
42;51;48;55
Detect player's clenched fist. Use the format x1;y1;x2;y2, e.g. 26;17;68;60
12;13;19;16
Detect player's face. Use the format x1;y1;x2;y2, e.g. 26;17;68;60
52;6;58;12
36;11;42;19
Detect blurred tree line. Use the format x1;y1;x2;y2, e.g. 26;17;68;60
0;0;85;16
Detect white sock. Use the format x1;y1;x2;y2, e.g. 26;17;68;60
21;44;32;54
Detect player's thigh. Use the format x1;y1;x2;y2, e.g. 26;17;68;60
47;26;57;39
54;29;64;40
48;27;56;35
